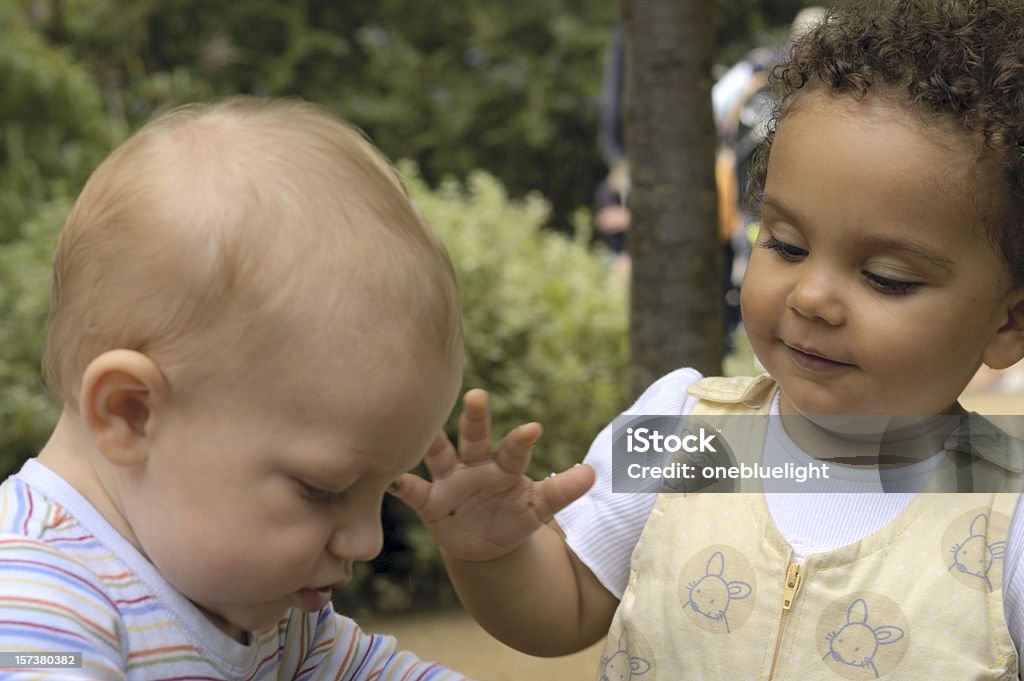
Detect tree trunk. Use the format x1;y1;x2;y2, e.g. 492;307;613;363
623;0;722;398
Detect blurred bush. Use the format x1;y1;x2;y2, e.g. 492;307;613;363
339;167;630;614
415;167;628;473
0;1;116;244
0;202;64;476
0;0;116;476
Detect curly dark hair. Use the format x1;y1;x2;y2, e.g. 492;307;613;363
747;0;1024;284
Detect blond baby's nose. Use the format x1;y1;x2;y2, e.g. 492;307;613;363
327;511;384;562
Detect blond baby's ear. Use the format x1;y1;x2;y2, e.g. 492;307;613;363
982;288;1024;370
80;350;168;466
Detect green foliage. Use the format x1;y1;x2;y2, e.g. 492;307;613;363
417;166;628;475
0;0;114;475
0;200;64;478
23;0;818;234
36;0;616;230
336;167;629;614
334;1;615;231
0;0;116;243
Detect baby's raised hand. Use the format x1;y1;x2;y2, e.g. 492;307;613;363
388;389;594;563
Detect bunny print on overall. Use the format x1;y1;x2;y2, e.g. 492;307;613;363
599;376;1021;681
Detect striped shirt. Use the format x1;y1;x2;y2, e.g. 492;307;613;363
0;459;472;680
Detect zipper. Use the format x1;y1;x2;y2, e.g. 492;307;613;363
767;561;802;681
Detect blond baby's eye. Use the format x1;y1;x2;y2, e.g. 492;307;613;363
298;481;346;505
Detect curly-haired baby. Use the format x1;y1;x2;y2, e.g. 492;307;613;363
388;1;1024;678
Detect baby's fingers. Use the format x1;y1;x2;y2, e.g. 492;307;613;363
533;464;596;519
493;422;543;474
387;472;432;513
422;432;459;480
458;389;492;465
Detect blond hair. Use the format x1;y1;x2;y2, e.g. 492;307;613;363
45;97;462;406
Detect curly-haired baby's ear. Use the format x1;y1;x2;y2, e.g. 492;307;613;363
982;288;1024;370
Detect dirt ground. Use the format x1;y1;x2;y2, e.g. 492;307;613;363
356;367;1024;681
359;609;604;681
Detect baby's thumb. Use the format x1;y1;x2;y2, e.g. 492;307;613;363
387;473;432;514
536;464;595;519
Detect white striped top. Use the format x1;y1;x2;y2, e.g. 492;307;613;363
0;460;472;681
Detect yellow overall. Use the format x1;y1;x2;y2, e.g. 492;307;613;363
599;376;1022;681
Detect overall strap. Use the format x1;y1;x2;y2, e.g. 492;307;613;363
676;375;777;493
